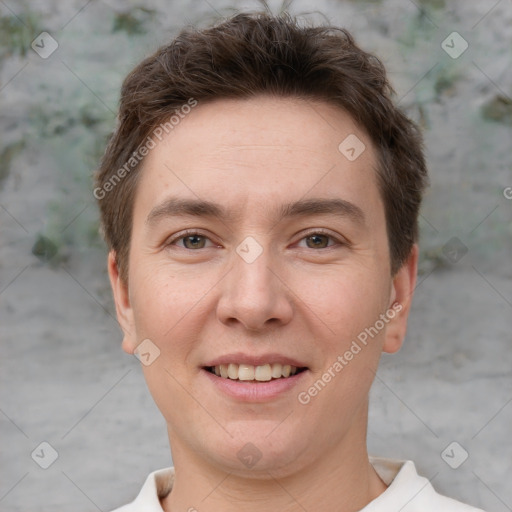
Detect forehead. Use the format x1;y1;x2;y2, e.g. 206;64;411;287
133;96;383;226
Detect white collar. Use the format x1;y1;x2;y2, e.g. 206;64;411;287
118;457;482;512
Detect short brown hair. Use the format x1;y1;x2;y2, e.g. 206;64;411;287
95;11;428;282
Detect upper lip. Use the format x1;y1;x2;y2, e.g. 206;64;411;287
203;352;308;368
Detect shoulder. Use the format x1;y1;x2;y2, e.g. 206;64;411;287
108;467;174;512
368;457;486;512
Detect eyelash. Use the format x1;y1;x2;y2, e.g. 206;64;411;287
165;229;347;250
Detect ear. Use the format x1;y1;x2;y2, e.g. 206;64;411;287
382;244;419;354
107;251;137;354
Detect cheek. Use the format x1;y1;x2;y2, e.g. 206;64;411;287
299;271;389;411
302;267;391;404
130;263;205;419
299;264;391;339
129;257;214;340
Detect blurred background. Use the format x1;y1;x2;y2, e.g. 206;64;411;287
0;0;511;510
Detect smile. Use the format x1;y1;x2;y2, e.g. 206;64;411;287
206;363;307;382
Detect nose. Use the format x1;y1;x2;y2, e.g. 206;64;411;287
216;240;294;332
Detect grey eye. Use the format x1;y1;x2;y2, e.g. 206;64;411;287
181;235;208;249
305;234;331;249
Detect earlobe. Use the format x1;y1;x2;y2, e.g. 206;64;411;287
107;251;137;354
382;244;419;354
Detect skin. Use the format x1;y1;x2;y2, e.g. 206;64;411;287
108;96;418;512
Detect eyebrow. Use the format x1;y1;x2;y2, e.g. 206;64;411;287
146;197;365;227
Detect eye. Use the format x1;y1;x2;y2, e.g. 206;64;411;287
297;231;344;249
167;231;216;250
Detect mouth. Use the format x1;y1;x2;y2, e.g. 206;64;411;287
204;363;308;382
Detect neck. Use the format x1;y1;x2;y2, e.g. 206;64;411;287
161;413;387;512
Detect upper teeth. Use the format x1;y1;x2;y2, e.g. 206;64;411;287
212;363;299;381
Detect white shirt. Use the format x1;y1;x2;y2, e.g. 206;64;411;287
110;457;485;511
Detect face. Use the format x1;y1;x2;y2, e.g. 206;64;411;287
109;96;417;478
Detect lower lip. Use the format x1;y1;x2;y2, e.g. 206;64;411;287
201;368;309;402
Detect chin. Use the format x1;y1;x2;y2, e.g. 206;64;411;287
203;426;312;477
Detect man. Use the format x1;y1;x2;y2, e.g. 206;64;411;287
95;11;484;512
